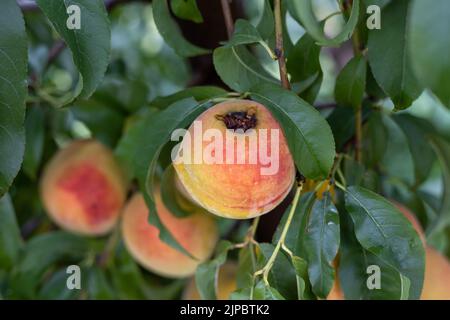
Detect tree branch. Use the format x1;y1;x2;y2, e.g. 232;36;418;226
274;0;290;90
220;0;234;39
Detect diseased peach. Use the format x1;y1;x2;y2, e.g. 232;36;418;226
40;140;127;236
183;262;238;300
173;99;295;219
121;191;218;278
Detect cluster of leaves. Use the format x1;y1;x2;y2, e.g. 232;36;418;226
0;0;450;300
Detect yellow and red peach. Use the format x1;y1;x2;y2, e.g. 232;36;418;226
173;99;295;219
121;191;218;278
40;140;127;236
183;262;238;300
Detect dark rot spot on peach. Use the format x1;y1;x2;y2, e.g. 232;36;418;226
58;163;119;225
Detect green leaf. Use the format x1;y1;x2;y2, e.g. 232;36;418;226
0;0;27;197
339;209;413;300
326;105;371;151
256;0;275;41
259;243;298;300
115;107;159;179
86;267;115;300
195;241;233;300
409;0;450;108
23;107;45;180
0;194;23;270
36;0;111;101
287;0;360;47
38;269;80;300
368;0;422;110
273;192;315;255
392;114;436;185
227;19;266;48
250;84;336;180
150;86;227;109
253;280;285;300
335;55;367;109
344;186;425;299
287;33;321;83
108;243;149;300
236;245;255;289
291;255;308;299
363;111;388;168
160;164;194;218
153;0;209;57
213;45;279;92
426;136;450;238
170;0;203;23
11;232;90;298
304;192;340;298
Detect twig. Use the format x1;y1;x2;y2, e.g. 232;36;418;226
220;0;234;39
274;0;290;90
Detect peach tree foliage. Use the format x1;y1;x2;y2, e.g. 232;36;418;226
0;0;449;300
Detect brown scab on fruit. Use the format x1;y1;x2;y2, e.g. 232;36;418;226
215;107;257;131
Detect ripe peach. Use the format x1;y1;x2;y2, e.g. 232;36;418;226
173;99;295;219
183;262;238;300
121;191;218;278
40;140;127;236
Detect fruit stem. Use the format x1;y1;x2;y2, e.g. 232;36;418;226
274;0;291;90
254;181;303;286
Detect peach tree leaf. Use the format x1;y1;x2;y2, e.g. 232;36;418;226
36;0;111;103
287;0;360;47
0;194;23;270
409;0;450;108
344;186;425;299
304;192;340;298
153;0;209;57
335;55;367;109
0;0;27;197
213;45;278;92
170;0;203;23
368;0;422;110
195;241;233;300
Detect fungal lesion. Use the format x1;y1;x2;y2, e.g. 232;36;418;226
215;107;257;131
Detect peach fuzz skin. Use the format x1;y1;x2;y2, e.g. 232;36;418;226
327;204;450;300
121;192;218;278
40;140;127;236
173;99;295;219
183;262;238;300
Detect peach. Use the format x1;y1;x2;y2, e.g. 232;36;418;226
183;262;238;300
121;191;218;278
173;99;295;219
40;140;127;236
